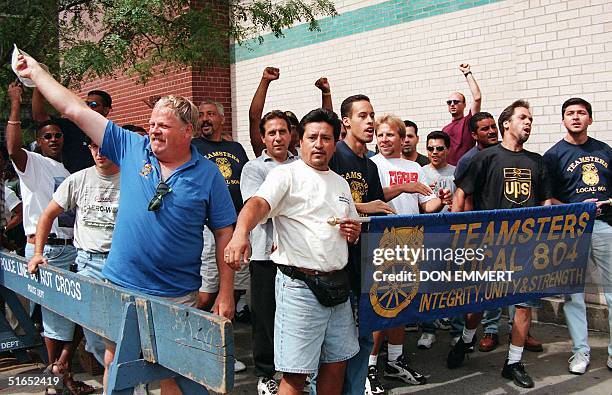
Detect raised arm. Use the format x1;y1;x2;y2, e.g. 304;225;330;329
459;64;482;114
315;77;333;111
15;54;106;146
32;88;51;122
6;83;28;172
249;67;280;157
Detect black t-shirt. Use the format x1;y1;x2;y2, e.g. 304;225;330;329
415;152;430;167
54;117;95;173
543;137;612;225
192;137;249;214
455;144;552;210
329;140;385;293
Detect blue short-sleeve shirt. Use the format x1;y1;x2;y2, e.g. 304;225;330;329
100;121;236;296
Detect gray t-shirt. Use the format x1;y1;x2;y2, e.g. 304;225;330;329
240;150;296;261
421;164;456;212
53;166;120;253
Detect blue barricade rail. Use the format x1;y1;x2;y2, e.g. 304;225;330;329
359;203;597;336
0;251;234;394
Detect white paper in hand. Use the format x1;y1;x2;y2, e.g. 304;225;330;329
11;44;37;88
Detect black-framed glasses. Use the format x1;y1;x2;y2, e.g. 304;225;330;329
427;146;446;152
42;132;63;140
148;181;172;211
86;101;100;109
446;100;463;105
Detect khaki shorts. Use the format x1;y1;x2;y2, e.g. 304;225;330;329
199;227;250;293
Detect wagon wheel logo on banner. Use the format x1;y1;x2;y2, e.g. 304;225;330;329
369;226;423;318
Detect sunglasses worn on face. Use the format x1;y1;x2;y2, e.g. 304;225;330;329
148;181;172;211
427;146;446;152
446;100;463;105
86;101;100;109
42;132;63;140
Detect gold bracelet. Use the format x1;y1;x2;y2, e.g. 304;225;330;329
7;120;21;125
33;252;43;256
322;92;331;96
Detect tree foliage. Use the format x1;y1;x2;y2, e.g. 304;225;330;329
0;0;336;110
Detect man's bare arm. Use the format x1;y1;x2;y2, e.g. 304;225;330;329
249;67;279;157
212;225;236;320
27;200;64;273
315;77;333;111
224;197;271;269
32;88;51;122
459;64;482;114
6;83;28;172
15;54;106;146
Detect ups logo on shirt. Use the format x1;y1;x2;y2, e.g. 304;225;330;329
503;168;532;204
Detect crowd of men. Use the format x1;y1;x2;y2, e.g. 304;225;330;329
2;55;610;395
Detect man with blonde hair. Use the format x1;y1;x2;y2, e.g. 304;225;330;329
15;54;237;395
366;115;449;394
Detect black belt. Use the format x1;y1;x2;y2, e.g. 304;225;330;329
278;264;339;280
47;237;73;246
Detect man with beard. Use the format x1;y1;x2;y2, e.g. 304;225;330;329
449;100;552;388
544;98;612;374
193;99;250;372
443;64;482;165
401;120;429;166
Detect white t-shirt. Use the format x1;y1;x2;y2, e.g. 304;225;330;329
370;154;435;215
421;163;456;212
3;186;21;224
13;151;73;238
53;166;120;253
255;159;358;271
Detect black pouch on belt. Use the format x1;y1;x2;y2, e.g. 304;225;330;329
279;265;351;307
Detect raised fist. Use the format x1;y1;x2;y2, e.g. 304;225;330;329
315;77;330;93
8;82;23;104
459;63;471;74
262;67;280;81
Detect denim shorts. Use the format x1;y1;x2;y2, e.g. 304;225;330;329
26;243;77;341
75;249;107;281
274;270;359;374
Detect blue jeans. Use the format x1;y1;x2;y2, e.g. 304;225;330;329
26;243;77;341
481;308;502;334
563;220;612;356
75;249;108;365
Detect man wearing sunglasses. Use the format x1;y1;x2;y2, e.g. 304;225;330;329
16;55;237;395
27;138;120;391
33;87;113;173
442;63;482;166
7;82;84;392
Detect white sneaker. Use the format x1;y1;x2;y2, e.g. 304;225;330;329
417;333;436;349
235;359;247;373
607;355;612;370
257;377;278;395
133;383;148;395
568;351;590;375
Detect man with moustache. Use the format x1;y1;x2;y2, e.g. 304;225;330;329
443;64;482;165
15;54;237;395
225;108;361;395
544;98;612;374
240;110;297;394
329;94;394;395
192;101;250;311
449;100;552;388
401;120;429;166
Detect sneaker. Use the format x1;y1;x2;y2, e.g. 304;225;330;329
365;365;385;394
501;359;534;388
478;333;499;352
235;305;251;323
257;377;279;395
568;351;590;375
434;318;452;330
235;359;247;373
303;375;312;393
451;336;475;353
607;355;612;370
385;354;427;385
417;333;436;349
447;336;476;369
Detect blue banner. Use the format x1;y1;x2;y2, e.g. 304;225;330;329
358;203;596;336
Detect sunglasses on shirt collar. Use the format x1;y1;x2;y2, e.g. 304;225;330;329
148;181;172;211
